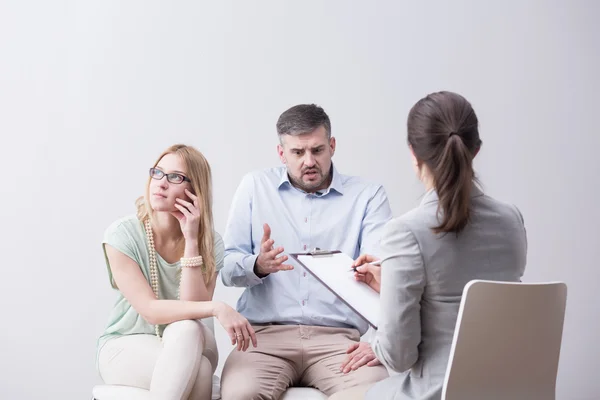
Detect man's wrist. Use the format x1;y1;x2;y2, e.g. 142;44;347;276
253;258;269;278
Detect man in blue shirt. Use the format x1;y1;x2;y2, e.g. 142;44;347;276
220;104;392;399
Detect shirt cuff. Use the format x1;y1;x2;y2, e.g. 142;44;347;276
242;253;264;286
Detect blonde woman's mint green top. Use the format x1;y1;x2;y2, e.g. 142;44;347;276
96;214;224;365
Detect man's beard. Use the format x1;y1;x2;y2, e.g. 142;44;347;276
288;166;330;192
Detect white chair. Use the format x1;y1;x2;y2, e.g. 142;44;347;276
92;385;327;400
441;280;567;400
92;385;150;400
92;366;216;400
280;387;328;400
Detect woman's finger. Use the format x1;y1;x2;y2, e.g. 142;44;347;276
170;211;185;221
356;264;379;276
227;327;236;345
353;254;375;266
340;354;353;371
174;203;192;217
184;189;201;215
175;198;194;211
247;324;258;348
367;358;381;367
241;325;251;352
350;354;370;371
184;188;198;202
234;328;243;351
343;352;362;373
346;342;360;354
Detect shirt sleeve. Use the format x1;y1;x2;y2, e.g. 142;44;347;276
221;173;265;288
358;184;393;255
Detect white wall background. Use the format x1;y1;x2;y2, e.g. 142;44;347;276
1;1;598;399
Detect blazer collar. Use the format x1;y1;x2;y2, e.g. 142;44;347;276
420;184;484;206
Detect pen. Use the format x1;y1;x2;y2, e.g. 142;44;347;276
348;259;382;272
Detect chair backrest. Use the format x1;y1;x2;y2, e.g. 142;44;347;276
441;280;567;400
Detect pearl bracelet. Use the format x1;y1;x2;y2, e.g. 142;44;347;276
181;255;203;268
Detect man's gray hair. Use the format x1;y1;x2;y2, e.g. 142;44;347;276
276;104;331;141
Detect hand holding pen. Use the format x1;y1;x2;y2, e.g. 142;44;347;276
348;259;382;272
350;254;382;293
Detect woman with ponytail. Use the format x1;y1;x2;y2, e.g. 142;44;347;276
332;92;527;400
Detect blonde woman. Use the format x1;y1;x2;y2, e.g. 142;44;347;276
97;144;257;400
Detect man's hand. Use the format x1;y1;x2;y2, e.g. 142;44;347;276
254;223;294;277
340;342;381;374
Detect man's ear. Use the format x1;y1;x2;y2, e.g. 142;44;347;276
329;136;336;157
277;143;286;164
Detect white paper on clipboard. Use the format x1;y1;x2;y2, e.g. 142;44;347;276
293;252;380;328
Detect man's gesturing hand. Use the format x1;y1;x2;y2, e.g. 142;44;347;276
254;223;294;277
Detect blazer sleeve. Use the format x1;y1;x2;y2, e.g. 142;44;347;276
371;218;425;373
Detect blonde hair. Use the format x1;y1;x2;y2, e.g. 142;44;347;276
136;144;216;285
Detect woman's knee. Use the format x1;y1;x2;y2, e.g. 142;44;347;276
163;320;205;345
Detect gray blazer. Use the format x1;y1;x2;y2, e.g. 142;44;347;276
367;186;527;400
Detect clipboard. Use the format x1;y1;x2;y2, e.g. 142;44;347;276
290;249;380;329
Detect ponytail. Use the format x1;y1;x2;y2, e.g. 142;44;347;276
431;134;475;234
406;91;482;235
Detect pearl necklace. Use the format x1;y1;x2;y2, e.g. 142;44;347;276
144;219;163;338
144;218;187;338
144;219;202;338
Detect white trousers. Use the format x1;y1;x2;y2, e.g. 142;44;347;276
98;320;218;400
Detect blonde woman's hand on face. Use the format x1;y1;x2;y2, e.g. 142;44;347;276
353;254;382;293
172;188;201;242
214;302;257;352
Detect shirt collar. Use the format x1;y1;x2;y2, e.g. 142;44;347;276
278;164;344;195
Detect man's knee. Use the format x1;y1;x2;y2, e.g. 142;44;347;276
322;364;388;396
221;352;291;400
353;364;389;385
329;383;374;400
221;379;264;400
221;363;264;400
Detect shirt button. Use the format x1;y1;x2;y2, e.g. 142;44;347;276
302;300;306;306
303;272;307;277
304;217;308;223
303;244;307;250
